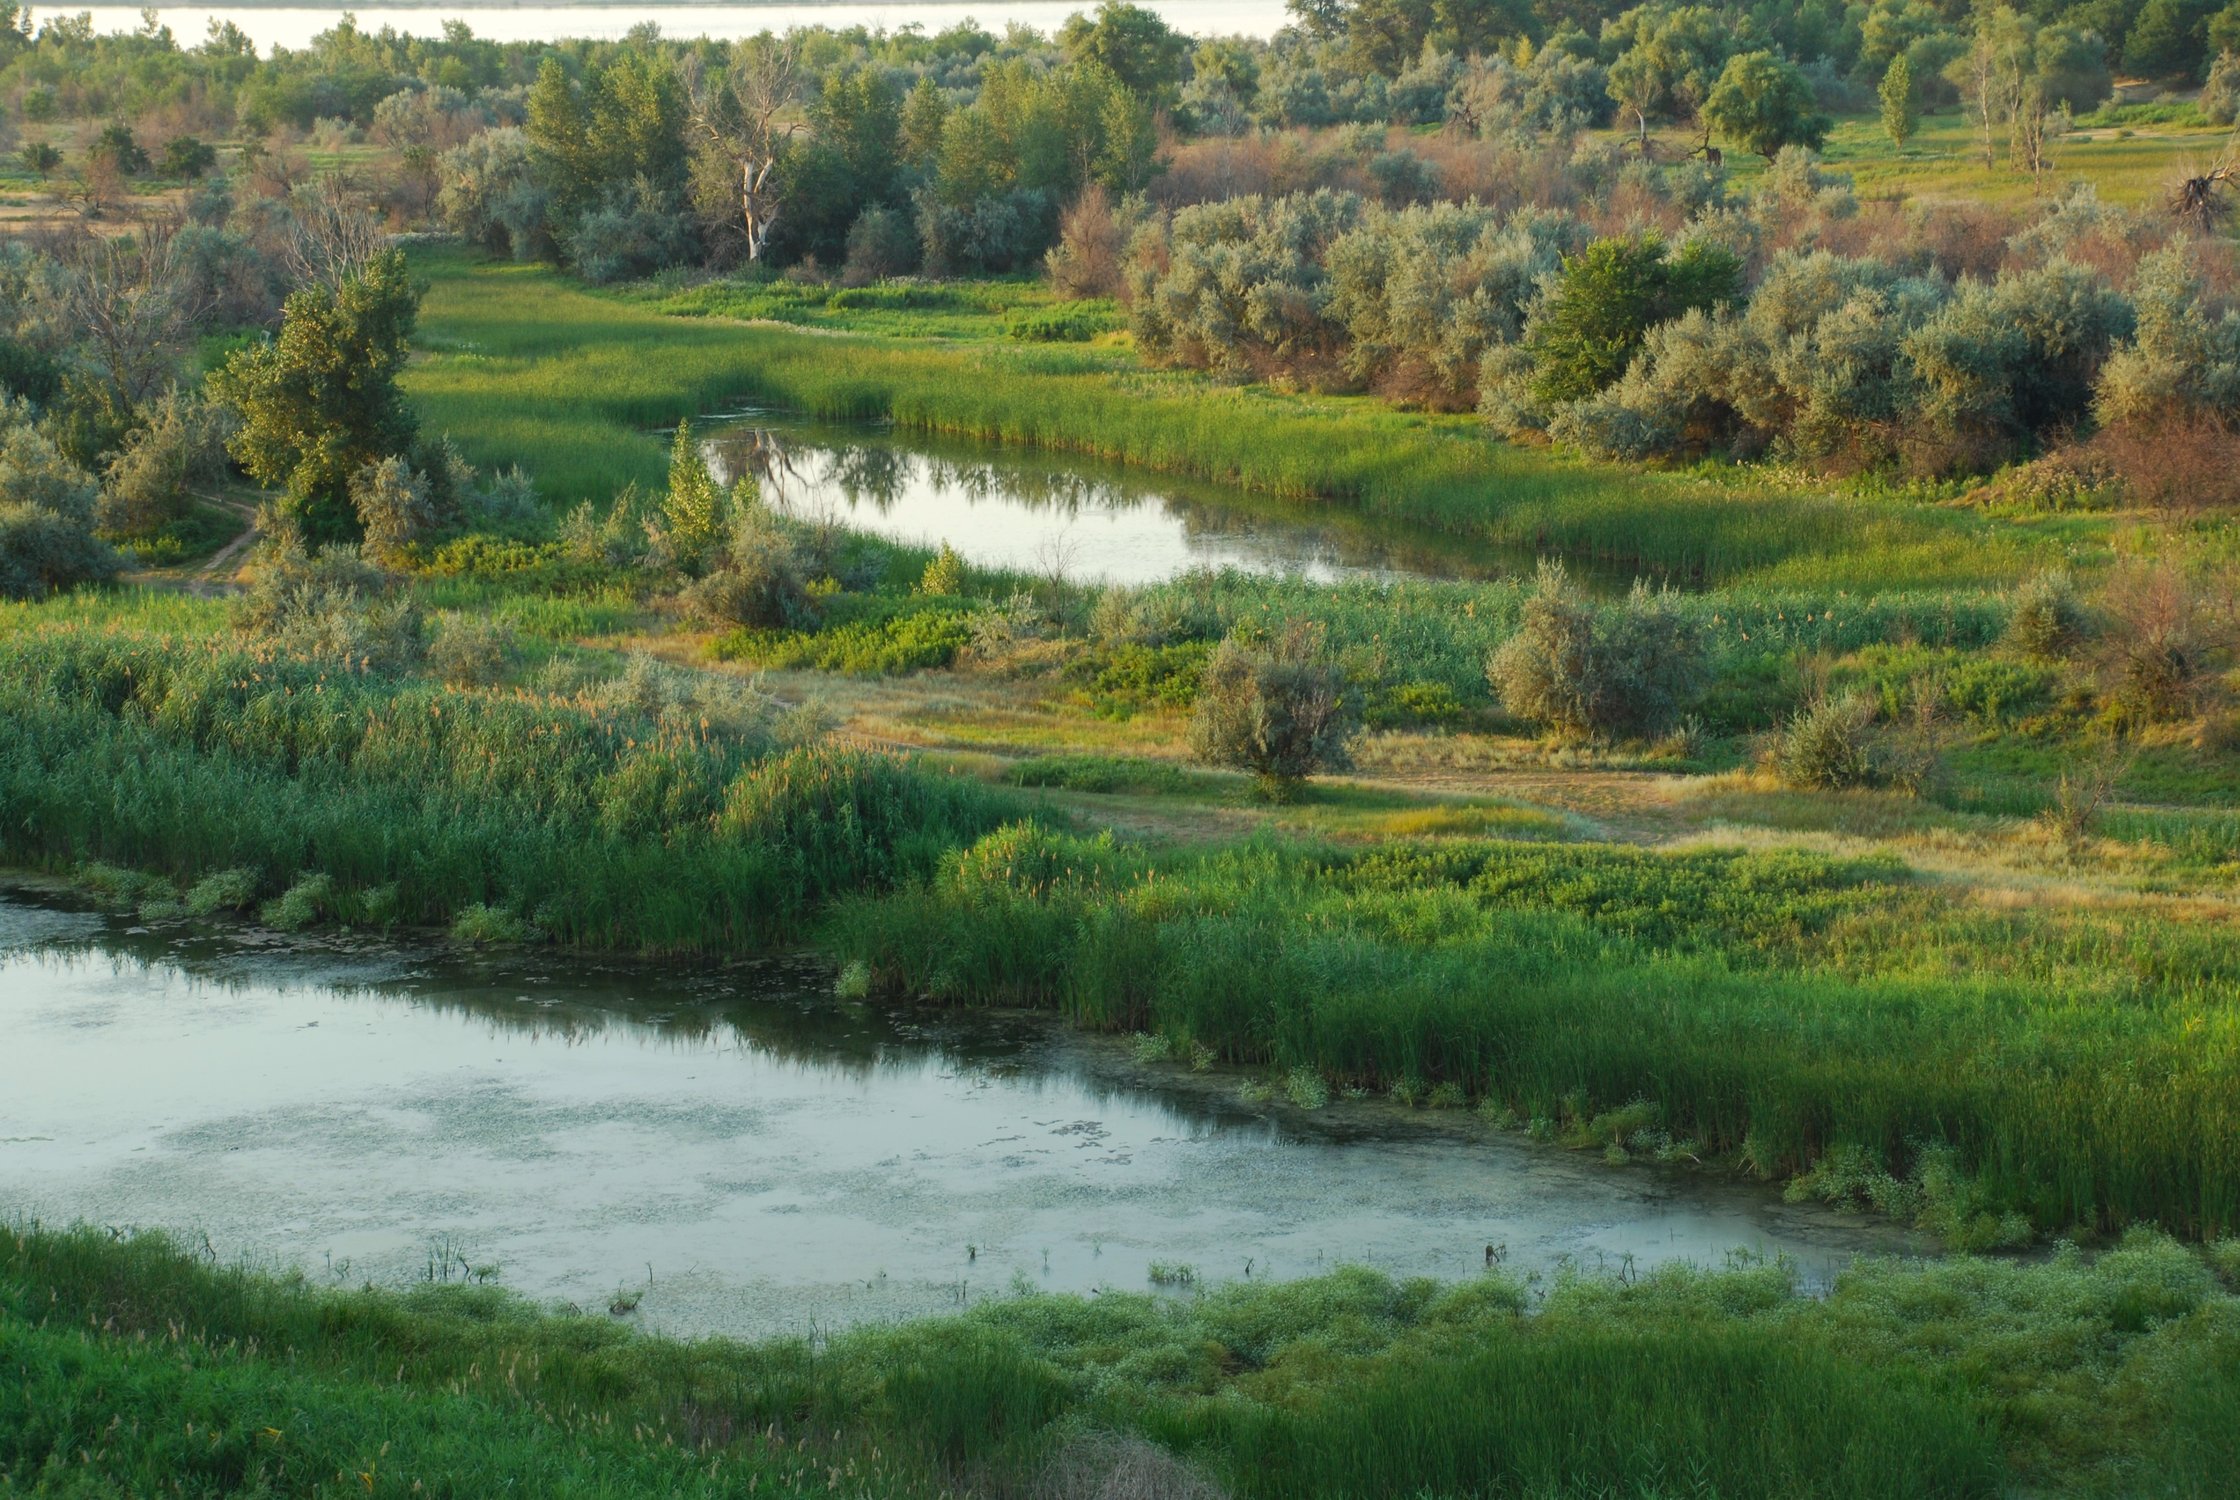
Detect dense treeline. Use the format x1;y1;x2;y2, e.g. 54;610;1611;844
1125;158;2240;474
5;0;2236;293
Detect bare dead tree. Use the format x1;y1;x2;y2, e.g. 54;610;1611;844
47;216;214;415
280;172;387;287
688;38;801;262
2171;130;2240;229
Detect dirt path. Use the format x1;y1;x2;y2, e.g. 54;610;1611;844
190;499;260;593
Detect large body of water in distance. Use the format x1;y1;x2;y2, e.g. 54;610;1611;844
0;889;1920;1341
70;1;1290;51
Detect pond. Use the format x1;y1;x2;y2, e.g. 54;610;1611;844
700;415;1602;590
0;889;1922;1341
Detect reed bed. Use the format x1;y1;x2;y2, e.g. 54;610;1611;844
0;623;1013;952
826;824;2240;1240
14;1221;2240;1497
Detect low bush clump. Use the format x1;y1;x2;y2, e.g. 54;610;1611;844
1188;622;1358;799
1486;562;1707;741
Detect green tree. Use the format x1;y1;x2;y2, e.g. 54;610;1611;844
662;418;724;570
899;77;951;171
1880;53;1918;149
87;122;149;177
212;250;420;541
1702;50;1831;159
159;136;217;178
2124;0;2217;79
1059;1;1189;104
1603;4;1745;146
1526;234;1741;405
524;56;596;213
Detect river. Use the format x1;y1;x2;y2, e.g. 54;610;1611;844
1;887;1922;1341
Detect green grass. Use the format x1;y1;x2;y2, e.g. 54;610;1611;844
403;246;2059;591
30;1221;2240;1498
826;821;2240;1241
1717;108;2240;209
0;620;1015;953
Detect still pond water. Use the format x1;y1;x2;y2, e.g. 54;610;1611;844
73;1;1291;52
1;889;1921;1340
700;415;1588;589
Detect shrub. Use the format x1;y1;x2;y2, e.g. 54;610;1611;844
565;181;697;285
451;903;535;944
260;872;336;931
98;391;233;540
1772;691;1944;795
840;206;919;286
349;456;438;563
1524;234;1743;407
435;128;549;260
2098;561;2233;723
1772;692;1879;790
184;867;261;917
684;502;816;630
1045;184;1130;298
2206;52;2240;126
0;404;117;599
1486;562;1709;742
239;541;426;672
1187;621;1357;799
920;542;966;596
2005;571;2087;660
427;615;520;687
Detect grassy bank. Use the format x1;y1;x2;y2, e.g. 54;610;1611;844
0;622;1013;952
403;247;2058;591
827;820;2240;1242
13;1221;2240;1497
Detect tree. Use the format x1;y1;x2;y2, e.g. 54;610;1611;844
87;122;149;177
1880;53;1919;149
2124;0;2218;79
160;136;218;178
1702;51;1831;159
212;249;420;541
687;37;801;263
1059;1;1188;105
1187;621;1357;799
1603;4;1745;147
662;418;724;570
898;77;951;170
1526;233;1742;404
48;223;213;422
20;141;58;178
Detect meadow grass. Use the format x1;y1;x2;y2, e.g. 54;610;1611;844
29;1221;2240;1498
403;247;2055;591
1806;109;2240;209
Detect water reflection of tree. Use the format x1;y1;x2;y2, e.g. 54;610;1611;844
701;426;807;499
688;418;1678;592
